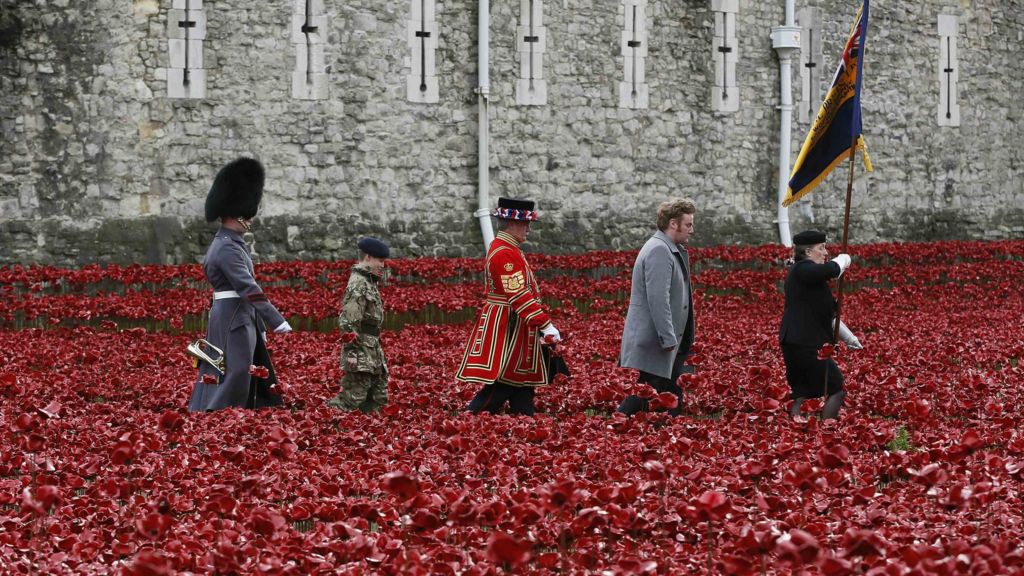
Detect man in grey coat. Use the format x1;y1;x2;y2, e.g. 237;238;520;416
617;198;696;416
188;158;293;412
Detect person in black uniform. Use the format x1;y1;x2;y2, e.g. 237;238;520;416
779;230;862;421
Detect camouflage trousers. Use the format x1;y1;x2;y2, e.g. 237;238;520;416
328;371;388;413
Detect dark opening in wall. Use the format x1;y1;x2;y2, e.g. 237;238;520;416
0;6;23;51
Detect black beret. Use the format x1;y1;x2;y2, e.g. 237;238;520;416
792;230;827;245
205;157;265;222
358;237;390;258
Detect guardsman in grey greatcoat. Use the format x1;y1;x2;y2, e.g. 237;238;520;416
328;237;390;413
188;157;293;412
617;198;697;417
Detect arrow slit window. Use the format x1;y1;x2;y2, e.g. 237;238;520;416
710;0;738;113
407;0;439;103
516;0;547;106
292;0;328;100
618;0;648;109
797;7;822;124
167;0;206;98
937;14;960;127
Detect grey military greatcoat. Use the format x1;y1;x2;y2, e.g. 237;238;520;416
619;230;695;380
188;228;286;411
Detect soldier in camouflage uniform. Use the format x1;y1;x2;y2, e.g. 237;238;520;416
328;237;390;412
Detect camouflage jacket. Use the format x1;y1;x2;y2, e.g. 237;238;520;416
340;263;387;374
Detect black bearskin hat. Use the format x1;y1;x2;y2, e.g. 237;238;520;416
204;157;265;222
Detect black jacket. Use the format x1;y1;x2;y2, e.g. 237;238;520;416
779;259;842;348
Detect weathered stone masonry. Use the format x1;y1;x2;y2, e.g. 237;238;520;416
0;1;1021;265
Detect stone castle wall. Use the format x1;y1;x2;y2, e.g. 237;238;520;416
0;0;1021;265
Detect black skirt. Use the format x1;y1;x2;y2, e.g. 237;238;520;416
781;343;844;399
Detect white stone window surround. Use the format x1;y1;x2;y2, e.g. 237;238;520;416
292;0;329;100
797;7;822;124
618;0;649;109
516;0;547;106
710;0;738;113
937;14;960;127
407;0;439;103
166;0;206;99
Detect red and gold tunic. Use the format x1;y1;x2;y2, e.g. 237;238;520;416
456;231;553;387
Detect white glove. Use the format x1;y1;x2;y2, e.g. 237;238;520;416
831;253;851;276
834;319;863;350
261;332;267;342
540;324;561;342
273;321;293;334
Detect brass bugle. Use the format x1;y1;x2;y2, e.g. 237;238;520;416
187;339;225;375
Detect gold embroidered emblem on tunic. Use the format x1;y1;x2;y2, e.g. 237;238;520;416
501;271;525;292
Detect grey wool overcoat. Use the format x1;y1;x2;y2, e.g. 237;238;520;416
188;228;286;411
619;230;695;380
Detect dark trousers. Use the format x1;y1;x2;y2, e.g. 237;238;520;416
466;383;536;416
617;358;692;417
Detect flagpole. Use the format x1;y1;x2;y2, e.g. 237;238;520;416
824;136;858;401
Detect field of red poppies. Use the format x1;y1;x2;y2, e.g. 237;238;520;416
1;240;1023;574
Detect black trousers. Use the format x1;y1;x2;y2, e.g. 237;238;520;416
466;383;536;416
781;343;844;399
617;358;693;417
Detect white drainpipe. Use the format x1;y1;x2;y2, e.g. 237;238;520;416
771;1;800;247
475;0;495;251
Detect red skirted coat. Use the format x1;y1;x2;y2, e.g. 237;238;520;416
456;231;553;387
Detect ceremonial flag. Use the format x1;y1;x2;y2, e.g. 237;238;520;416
784;0;873;207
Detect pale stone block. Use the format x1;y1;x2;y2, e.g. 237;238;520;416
292;71;330;100
166;9;206;40
166;68;206;98
516;78;547;106
520;0;542;24
518;51;544;80
714;11;736;38
623;54;646;84
937;13;957;35
407;75;439;103
291;0;324;15
291;13;328;43
168;39;203;69
408;45;437;75
293;42;325;73
516;26;546;52
619;81;648;109
0;199;20;219
19;184;38;209
621;30;648;58
407;20;438;50
134;0;160;16
717;50;736;87
172;0;203;9
710;0;738;13
712;85;738;112
409;0;436;22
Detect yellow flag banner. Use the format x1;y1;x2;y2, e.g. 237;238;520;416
785;0;872;207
